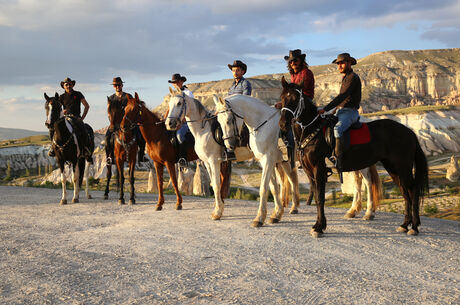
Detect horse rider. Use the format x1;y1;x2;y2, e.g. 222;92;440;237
168;73;194;168
106;77;146;164
276;49;315;151
224;60;252;161
48;77;92;162
318;53;361;170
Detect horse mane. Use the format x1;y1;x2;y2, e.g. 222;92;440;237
190;97;209;116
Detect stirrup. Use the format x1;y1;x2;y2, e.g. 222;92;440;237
178;158;188;168
48;149;55;157
220;150;236;161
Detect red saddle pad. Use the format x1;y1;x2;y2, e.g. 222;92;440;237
350;123;371;145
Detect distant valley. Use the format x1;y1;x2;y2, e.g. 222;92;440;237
0;127;47;141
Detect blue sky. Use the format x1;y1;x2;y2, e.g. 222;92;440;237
0;0;459;131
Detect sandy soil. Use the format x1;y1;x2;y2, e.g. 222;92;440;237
0;186;459;305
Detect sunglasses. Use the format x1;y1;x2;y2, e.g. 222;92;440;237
289;59;300;64
114;84;122;87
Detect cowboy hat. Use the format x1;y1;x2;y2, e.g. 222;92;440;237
168;73;187;83
284;49;306;62
60;77;76;89
111;77;124;85
332;53;357;65
227;60;247;74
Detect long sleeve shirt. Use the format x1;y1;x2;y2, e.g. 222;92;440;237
324;69;361;112
291;67;314;99
228;77;252;95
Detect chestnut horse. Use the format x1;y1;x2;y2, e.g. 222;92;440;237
122;93;230;210
279;77;428;237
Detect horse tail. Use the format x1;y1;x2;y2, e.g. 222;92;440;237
220;160;232;200
275;163;292;208
414;140;429;206
369;164;382;210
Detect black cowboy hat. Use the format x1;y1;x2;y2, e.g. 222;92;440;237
111;77;124;85
332;53;357;65
284;49;306;62
228;60;247;74
168;73;187;83
60;77;76;89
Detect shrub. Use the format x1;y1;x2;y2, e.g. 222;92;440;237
424;204;438;215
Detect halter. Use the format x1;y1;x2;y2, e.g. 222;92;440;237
167;93;187;124
281;89;324;149
216;101;242;142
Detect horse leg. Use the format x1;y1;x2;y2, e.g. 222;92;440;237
59;163;67;205
85;161;92;199
128;158;136;205
104;162;112;200
153;162;164;210
311;167;327;238
71;162;80;203
166;162;182;210
361;168;376;220
117;158;125;205
345;171;363;219
251;157;273;227
306;175;314;206
267;169;284;224
399;172;419;235
209;160;225;220
219;160;231;200
385;170;412;233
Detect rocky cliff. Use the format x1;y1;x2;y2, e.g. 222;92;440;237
156;48;460;114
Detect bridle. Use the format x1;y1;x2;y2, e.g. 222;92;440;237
167;93;216;128
215;101;244;143
281;89;324;149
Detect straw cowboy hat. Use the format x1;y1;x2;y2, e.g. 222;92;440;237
60;77;76;89
284;49;306;62
332;53;357;65
168;73;187;83
227;60;247;74
111;77;124;85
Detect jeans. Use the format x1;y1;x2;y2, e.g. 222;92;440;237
334;108;359;138
177;123;190;144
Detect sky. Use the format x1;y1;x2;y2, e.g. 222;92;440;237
0;0;459;132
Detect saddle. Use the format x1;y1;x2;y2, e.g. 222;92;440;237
324;115;371;153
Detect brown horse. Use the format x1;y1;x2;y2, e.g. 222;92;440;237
279;77;428;237
122;93;229;210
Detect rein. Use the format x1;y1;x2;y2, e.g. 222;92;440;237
168;94;215;129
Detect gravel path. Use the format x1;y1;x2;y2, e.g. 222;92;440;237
1;186;459;305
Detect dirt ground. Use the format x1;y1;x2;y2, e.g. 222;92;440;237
0;185;459;305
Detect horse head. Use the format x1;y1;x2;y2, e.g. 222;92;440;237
44;92;62;129
121;92;142;132
214;95;239;150
107;96;125;132
279;76;317;132
165;87;186;131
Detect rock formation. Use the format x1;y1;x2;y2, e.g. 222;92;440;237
446;155;460;182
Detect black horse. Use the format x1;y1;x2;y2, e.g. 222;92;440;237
278;77;428;237
44;92;95;205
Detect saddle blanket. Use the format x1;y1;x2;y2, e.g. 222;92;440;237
349;123;371;145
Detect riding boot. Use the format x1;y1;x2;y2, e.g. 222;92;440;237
48;129;55;157
222;149;236;161
178;144;188;168
136;127;147;164
335;137;343;171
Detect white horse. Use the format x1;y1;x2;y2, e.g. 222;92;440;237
165;88;231;220
214;94;300;227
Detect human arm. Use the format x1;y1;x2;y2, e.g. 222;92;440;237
242;79;252;95
81;98;90;120
323;74;358;112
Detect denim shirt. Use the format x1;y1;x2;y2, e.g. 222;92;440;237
228;77;252;95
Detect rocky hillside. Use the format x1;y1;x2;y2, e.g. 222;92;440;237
156;48;460;114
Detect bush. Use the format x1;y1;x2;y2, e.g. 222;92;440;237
424;204;438;215
229;187;258;201
88;177;100;186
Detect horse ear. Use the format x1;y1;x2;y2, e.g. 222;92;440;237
135;92;139;100
218;97;225;105
281;76;288;88
212;95;219;105
54;92;59;99
44;93;49;100
169;87;174;95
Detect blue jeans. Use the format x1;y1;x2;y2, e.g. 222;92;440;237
177;123;190;144
334;108;359;138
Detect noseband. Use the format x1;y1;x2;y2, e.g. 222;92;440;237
167;93;187;124
216;101;243;142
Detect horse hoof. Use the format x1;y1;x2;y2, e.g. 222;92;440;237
268;217;280;224
310;228;323;238
87;195;93;200
211;213;221;220
72;198;79;204
175;205;182;210
289;209;298;214
60;199;67;205
344;212;356;219
396;226;408;233
363;214;374;220
407;229;419;236
104;195;108;200
129;199;135;205
155;205;163;211
251;221;264;227
118;199;125;205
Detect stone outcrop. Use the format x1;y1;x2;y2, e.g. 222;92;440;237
193;160;211;196
446;155;460;182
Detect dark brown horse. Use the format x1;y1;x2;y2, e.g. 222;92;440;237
279;77;428;237
121;93;208;210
